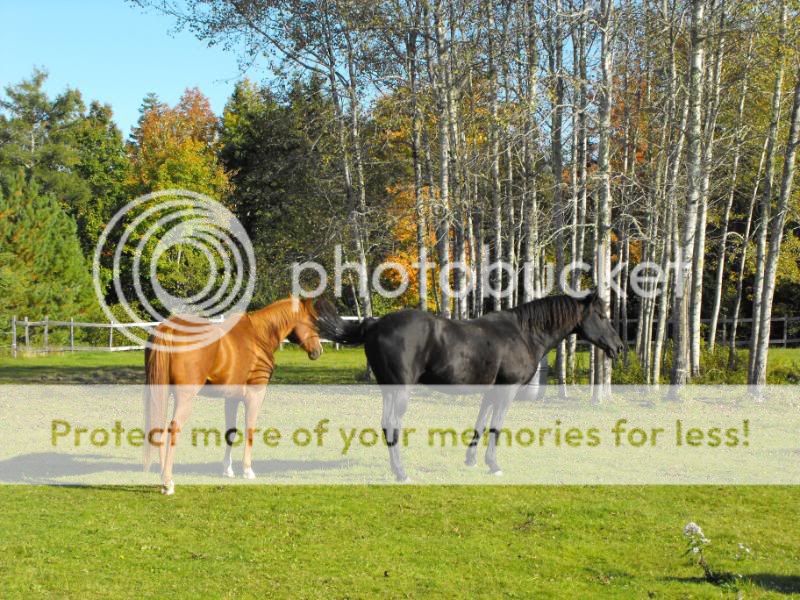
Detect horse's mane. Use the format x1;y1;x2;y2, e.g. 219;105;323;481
509;295;583;332
249;297;314;337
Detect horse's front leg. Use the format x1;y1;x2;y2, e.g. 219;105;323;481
484;386;517;475
242;385;266;479
222;397;240;478
381;387;410;482
465;390;495;467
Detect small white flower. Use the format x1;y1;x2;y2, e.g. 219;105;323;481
692;547;700;554
684;522;703;537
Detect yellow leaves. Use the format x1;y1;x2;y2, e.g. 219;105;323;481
128;88;228;198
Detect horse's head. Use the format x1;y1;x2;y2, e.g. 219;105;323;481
287;298;324;360
575;292;624;360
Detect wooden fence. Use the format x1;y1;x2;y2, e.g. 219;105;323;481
5;315;360;356
613;316;800;350
4;314;798;357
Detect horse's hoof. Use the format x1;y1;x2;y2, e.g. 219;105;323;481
465;459;477;467
243;467;256;480
161;481;175;496
222;466;235;478
398;476;412;484
490;469;503;477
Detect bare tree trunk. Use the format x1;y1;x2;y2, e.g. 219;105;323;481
689;1;724;374
505;143;516;308
620;233;629;365
486;0;503;312
568;82;579;381
748;1;787;383
753;65;800;386
660;78;690;380
567;2;587;381
670;0;705;386
548;0;567;386
708;33;753;350
344;28;373;317
729;134;768;369
500;5;516;309
594;0;614;394
407;4;428;311
652;201;674;386
321;7;371;316
473;175;485;316
639;0;677;368
432;0;452;317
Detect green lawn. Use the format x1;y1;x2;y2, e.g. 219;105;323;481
1;346;797;384
1;486;798;597
1;348;799;597
0;346;367;384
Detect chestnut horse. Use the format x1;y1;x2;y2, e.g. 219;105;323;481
144;297;323;495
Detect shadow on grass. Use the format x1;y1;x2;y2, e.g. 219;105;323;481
0;365;143;384
0;452;351;483
666;574;800;595
270;365;362;385
746;574;800;594
0;364;363;385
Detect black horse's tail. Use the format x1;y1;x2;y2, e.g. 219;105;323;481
316;300;377;346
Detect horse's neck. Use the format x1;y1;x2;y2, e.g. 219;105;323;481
525;319;576;358
249;302;299;348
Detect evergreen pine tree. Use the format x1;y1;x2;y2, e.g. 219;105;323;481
0;172;97;323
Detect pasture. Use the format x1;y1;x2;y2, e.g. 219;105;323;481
1;349;799;597
2;345;798;384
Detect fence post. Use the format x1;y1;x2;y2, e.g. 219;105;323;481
11;316;17;358
24;317;29;349
43;316;49;351
69;318;75;352
783;316;788;348
109;325;113;350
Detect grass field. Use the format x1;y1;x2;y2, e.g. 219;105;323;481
1;348;799;597
1;345;797;384
1;486;799;597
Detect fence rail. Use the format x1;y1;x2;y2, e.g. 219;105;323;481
5;315;359;356
614;316;800;350
5;314;799;357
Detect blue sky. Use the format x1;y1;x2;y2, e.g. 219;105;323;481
0;0;256;137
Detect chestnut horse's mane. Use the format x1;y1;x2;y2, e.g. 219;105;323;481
247;297;316;341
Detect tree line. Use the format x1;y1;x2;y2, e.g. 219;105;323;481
136;0;799;386
1;0;799;387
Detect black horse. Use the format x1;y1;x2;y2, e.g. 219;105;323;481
317;293;624;481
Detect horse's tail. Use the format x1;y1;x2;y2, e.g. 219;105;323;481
143;329;171;471
315;300;377;346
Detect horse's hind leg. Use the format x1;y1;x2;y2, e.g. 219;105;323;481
465;390;495;467
161;385;199;495
222;397;240;478
484;386;516;475
381;387;410;482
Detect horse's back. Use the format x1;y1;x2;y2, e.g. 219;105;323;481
363;310;528;385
